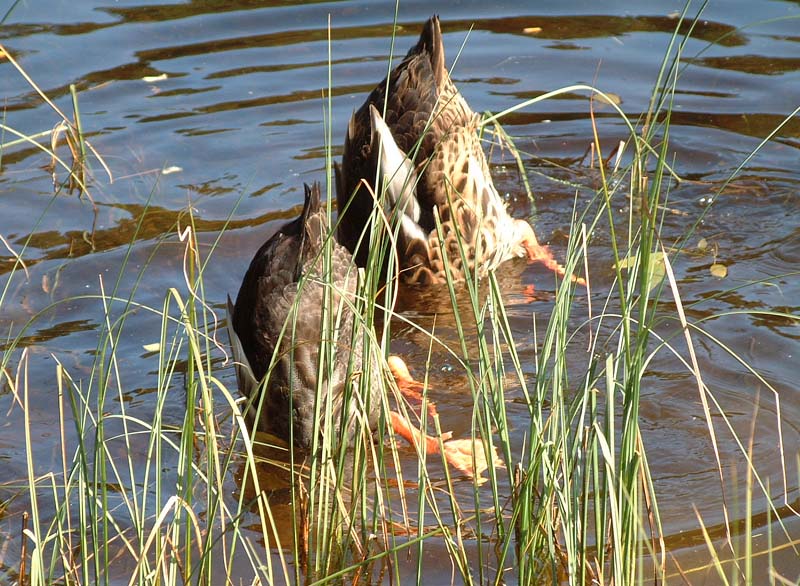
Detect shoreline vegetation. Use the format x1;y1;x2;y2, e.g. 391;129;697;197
1;3;799;585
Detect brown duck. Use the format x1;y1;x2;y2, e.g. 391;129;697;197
336;15;581;285
227;183;498;477
228;183;382;448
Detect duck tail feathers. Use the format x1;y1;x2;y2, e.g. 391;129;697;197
415;15;446;86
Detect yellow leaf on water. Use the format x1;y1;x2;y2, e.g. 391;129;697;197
143;342;161;353
710;263;727;278
697;237;708;251
615;251;666;292
651;258;666;287
595;92;622;106
615;255;636;270
523;27;542;34
142;73;168;83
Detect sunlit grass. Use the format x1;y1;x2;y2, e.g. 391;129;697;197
1;2;799;586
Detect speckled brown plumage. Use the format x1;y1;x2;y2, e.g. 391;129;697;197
228;183;382;448
335;15;572;286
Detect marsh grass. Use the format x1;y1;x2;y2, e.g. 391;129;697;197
2;3;799;585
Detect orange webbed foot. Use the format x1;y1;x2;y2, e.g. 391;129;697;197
440;438;503;483
389;411;501;481
519;222;586;286
389;411;450;455
387;353;504;483
388;355;439;418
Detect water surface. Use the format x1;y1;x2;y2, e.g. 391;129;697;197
1;0;798;583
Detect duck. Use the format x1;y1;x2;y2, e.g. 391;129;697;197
227;182;382;448
335;15;582;286
227;182;499;477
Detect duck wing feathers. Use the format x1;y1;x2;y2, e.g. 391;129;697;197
336;15;541;284
337;16;471;255
229;183;380;446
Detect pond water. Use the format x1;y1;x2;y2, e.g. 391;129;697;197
1;0;798;583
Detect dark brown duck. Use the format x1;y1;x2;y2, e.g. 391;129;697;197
228;183;382;448
227;184;498;477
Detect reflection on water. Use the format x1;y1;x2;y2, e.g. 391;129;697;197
1;0;798;583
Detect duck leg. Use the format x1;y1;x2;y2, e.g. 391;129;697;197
386;355;502;481
518;222;586;286
387;355;440;418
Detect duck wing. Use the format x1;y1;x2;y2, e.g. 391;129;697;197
230;183;383;442
337;16;473;262
231;185;315;383
226;294;259;407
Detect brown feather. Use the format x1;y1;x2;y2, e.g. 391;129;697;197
336;15;548;286
229;183;382;447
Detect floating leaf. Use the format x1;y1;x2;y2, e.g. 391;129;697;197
523;26;542;34
710;263;727;278
162;166;183;175
142;73;168;83
615;251;666;292
650;254;666;287
697;237;708;251
615;255;635;270
595;92;622;106
143;342;161;353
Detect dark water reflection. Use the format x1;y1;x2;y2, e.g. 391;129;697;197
1;0;798;583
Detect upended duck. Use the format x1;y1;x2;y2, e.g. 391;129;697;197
227;183;498;477
228;183;380;447
336;15;583;286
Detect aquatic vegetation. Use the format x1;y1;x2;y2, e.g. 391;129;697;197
0;3;798;585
